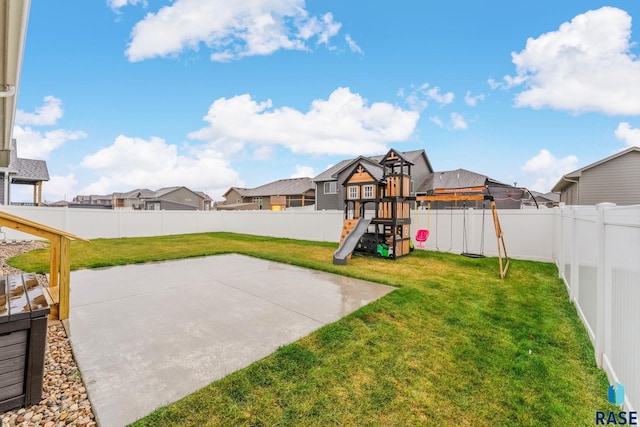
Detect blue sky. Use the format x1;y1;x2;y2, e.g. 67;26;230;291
11;0;640;202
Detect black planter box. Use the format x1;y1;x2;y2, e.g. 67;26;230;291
0;273;49;412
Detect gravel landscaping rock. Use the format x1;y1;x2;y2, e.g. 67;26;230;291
0;242;95;427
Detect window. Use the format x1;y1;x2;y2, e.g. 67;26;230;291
348;186;358;199
324;181;337;194
410;180;415;196
252;197;263;209
363;185;374;199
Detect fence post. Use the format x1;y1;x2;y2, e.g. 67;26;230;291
569;207;579;302
117;208;122;238
595;203;615;368
64;206;70;232
552;208;559;274
556;208;563;279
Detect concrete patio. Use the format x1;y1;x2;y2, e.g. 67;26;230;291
64;254;395;427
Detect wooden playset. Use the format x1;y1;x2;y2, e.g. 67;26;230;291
415;187;509;279
333;149;415;264
332;150;509;278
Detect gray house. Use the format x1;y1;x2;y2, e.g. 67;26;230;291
0;140;49;206
313;149;524;210
313;149;433;211
74;186;212;210
552;146;640;205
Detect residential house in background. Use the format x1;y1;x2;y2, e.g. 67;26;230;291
313;149;433;211
522;191;559;208
0;140;49;206
72;194;113;208
552;146;640;206
220;178;315;211
73;186;212;210
416;169;524;209
313;149;525;210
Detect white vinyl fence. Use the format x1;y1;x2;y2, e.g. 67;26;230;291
0;203;637;410
411;207;555;262
0;206;344;243
555;203;639;412
0;205;556;261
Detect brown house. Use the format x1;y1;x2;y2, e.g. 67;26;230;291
417;169;523;209
221;177;315;211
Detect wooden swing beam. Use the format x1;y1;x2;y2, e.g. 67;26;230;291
415;194;509;279
0;210;89;320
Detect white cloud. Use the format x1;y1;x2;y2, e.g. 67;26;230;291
13;96;87;159
521;149;579;192
252;145;275;160
11;173;79;203
399;83;454;112
429;116;443;127
189;87;419;156
427;87;454;105
291;165;314;178
15;96;64;126
43;174;78;202
450;113;467;130
345;34;363;54
107;0;147;11
80;135;241;198
502;7;640;115
464;91;485;107
12;126;87;159
614;122;640;148
125;0;342;62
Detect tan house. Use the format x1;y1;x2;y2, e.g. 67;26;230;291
552;147;640;205
221;177;315;211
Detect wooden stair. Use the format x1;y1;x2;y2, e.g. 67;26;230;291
338;219;360;260
339;219;358;244
42;286;59;320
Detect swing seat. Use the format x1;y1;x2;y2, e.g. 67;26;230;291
461;252;486;259
415;229;429;248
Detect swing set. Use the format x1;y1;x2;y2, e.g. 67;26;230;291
414;202;430;248
415;187;509;279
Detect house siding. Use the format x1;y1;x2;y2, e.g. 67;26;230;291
568;184;579;205
315;181;340;210
157;200;197;211
409;155;431;196
579;151;640;205
0;175;5;205
224;189;245;205
161;187;203;209
335;163;374;211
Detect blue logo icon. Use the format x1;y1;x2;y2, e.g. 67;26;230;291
608;382;625;406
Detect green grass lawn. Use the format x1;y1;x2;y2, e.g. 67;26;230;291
10;233;615;426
